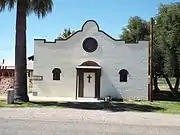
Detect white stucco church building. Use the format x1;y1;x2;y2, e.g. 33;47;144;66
32;20;149;100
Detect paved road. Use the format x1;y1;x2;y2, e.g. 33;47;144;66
0;108;180;135
1;118;180;135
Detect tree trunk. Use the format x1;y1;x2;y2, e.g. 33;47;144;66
14;0;29;102
174;53;180;93
163;75;174;91
174;77;180;92
153;74;160;92
163;74;178;96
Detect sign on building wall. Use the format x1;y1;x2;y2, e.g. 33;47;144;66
32;75;43;81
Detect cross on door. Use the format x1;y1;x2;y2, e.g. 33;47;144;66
87;74;92;83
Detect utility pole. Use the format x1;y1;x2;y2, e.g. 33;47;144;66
148;17;153;102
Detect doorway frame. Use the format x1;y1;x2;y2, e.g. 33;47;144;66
75;61;101;99
77;68;101;98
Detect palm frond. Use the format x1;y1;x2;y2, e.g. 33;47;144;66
29;0;53;18
0;0;6;11
7;0;15;10
0;0;16;12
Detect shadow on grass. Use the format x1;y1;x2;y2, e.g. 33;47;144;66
29;101;164;112
153;91;180;101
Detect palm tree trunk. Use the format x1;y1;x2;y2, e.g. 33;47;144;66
14;0;29;102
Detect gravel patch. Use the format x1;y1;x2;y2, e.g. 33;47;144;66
0;108;180;127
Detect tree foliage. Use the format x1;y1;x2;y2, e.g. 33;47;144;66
0;0;53;18
155;2;180;94
58;28;76;39
120;16;149;43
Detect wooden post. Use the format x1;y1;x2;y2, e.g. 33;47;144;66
148;17;153;102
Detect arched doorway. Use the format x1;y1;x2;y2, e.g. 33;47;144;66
76;61;101;99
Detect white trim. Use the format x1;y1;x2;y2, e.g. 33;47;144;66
76;66;101;69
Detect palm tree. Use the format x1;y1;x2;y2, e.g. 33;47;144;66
0;0;53;102
58;28;75;39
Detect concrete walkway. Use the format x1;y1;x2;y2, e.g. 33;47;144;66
0;93;103;102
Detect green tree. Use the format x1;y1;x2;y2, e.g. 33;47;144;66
120;16;149;43
155;2;180;95
152;40;165;92
58;28;75;39
151;18;166;92
0;0;53;102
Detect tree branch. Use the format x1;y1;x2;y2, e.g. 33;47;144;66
163;74;174;91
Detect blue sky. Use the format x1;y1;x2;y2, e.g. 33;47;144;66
0;0;179;60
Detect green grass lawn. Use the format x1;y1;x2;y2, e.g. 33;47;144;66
0;100;180;114
158;78;176;85
129;101;180;114
0;100;47;108
155;77;180;92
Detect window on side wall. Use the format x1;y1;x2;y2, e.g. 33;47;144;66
52;68;61;80
119;69;128;82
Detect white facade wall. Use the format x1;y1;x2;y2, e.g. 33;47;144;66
33;21;149;100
